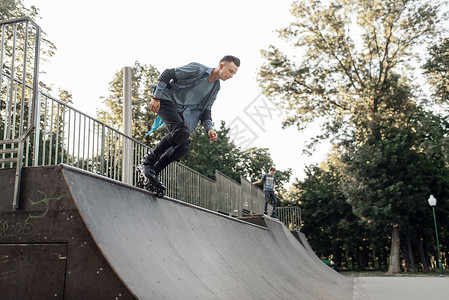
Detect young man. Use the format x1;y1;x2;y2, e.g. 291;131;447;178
252;167;277;218
139;55;240;188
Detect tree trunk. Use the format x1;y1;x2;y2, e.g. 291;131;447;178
406;221;417;273
418;228;430;273
387;225;402;274
358;247;365;271
401;236;411;273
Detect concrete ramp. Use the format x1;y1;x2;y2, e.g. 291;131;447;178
1;165;353;299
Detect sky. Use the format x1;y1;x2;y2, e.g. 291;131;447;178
23;0;331;185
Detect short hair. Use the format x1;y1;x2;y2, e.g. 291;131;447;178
269;167;276;172
220;55;240;67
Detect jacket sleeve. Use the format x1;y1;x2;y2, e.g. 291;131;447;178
200;112;213;132
154;62;206;98
200;93;217;132
173;62;205;82
153;68;176;99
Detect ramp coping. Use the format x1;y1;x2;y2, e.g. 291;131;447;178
59;163;270;231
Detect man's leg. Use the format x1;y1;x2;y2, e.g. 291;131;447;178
270;191;278;217
140;101;190;183
264;191;269;214
154;140;190;175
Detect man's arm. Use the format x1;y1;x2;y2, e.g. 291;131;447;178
252;179;262;185
153;62;206;99
200;108;213;133
153;68;177;99
200;92;218;140
252;176;264;185
151;62;207;113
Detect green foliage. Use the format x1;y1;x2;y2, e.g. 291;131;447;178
423;38;449;105
97;61;292;195
0;0;39;21
97;61;163;143
240;147;274;182
341;106;449;223
1;1;56;96
293;164;381;270
258;0;449;272
259;0;444;142
183;121;243;182
183;121;292;194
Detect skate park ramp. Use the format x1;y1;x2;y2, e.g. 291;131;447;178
0;164;353;299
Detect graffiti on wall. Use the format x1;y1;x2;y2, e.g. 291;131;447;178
0;191;65;238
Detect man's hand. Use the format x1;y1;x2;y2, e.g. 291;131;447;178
149;98;160;113
208;129;217;141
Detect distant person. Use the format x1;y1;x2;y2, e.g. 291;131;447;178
138;55;240;189
252;167;277;218
330;258;336;270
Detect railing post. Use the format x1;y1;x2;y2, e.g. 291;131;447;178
0;18;42;209
33;93;41;166
122;67;133;184
100;124;105;175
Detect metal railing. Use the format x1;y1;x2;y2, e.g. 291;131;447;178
34;91;268;216
1;17;309;226
0;17;41;209
0;16;266;216
1;79;267;215
276;207;302;231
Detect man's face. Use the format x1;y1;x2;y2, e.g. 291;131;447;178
218;62;238;81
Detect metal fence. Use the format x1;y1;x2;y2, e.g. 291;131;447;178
276;207;302;231
2;83;268;216
1;17;302;224
0;17;267;216
0;17;41;209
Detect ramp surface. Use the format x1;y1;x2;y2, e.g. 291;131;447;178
1;165;353;299
62;165;352;299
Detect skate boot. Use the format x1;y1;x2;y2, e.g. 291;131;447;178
138;152;166;190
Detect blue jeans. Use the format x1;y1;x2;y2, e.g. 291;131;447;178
264;190;277;213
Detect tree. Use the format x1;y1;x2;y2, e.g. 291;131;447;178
183;121;292;182
182;121;292;196
293;163;369;270
97;61;162;143
242;148;292;202
0;0;56;86
258;0;446;274
183;121;243;181
1;0;57;163
1;0;38;20
423;38;449;105
259;0;443;139
240;147;274;183
340;106;449;272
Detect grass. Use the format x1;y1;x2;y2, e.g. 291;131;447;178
340;270;446;277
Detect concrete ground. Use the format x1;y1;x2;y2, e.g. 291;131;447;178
352;276;449;300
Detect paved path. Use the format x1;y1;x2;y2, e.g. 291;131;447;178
353;276;449;300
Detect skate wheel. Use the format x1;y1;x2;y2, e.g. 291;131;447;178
137;181;144;188
156;190;164;198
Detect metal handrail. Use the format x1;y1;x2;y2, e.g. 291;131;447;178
0;17;305;230
0;16;40;27
0;17;41;209
0;17;271;217
276;207;302;231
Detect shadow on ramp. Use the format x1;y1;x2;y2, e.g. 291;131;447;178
0;165;352;299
